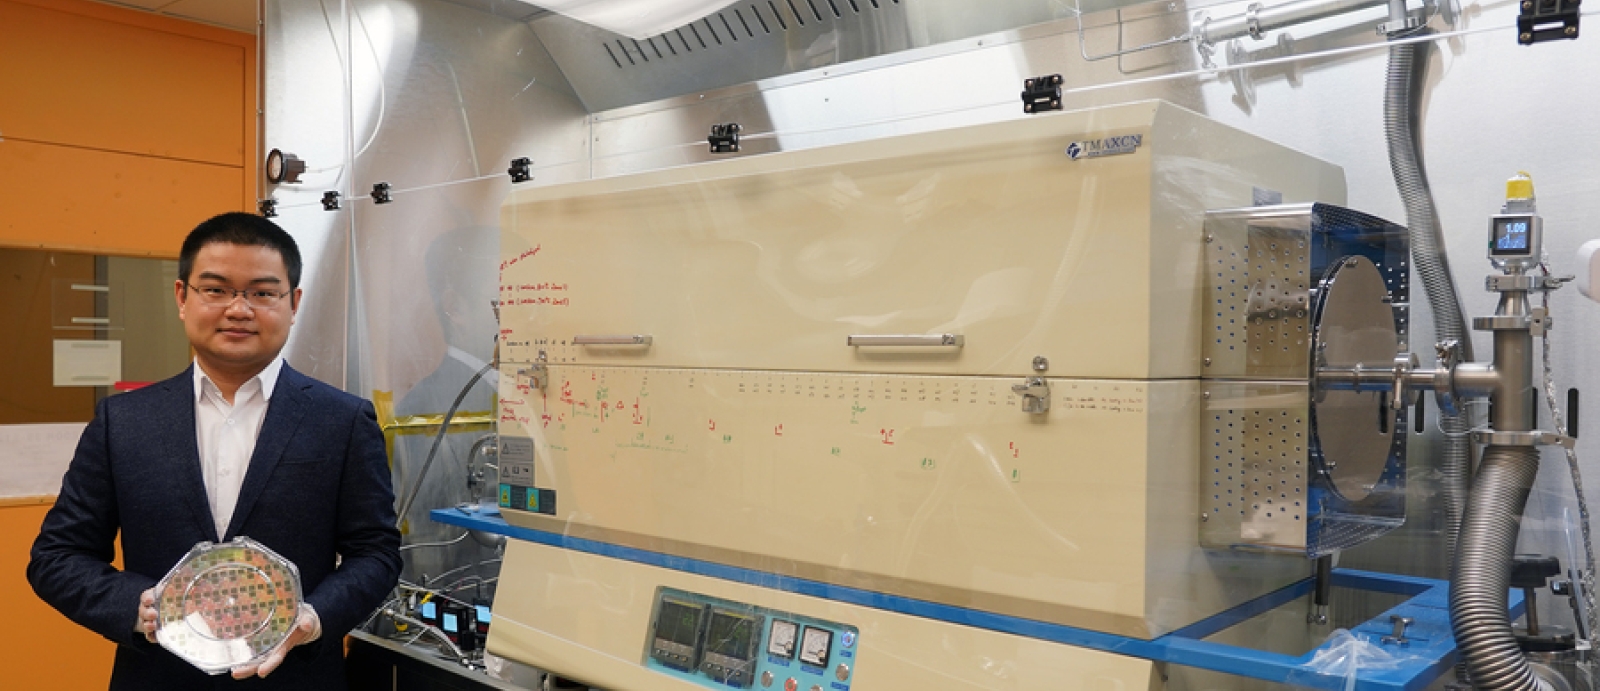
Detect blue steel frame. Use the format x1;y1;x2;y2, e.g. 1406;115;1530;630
435;509;1521;690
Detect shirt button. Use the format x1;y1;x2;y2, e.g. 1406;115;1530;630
226;419;236;426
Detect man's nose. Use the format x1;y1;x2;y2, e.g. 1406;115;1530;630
223;298;255;316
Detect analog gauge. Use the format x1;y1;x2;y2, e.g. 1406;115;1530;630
798;626;832;668
767;619;797;659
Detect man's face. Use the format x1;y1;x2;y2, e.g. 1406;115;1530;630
174;242;301;376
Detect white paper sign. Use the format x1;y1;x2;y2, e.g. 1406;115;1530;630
0;423;87;499
53;339;121;387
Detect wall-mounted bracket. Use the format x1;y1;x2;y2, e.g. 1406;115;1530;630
708;123;741;153
1519;0;1580;44
372;182;392;204
508;157;533;183
257;198;278;218
1020;74;1063;113
321;191;341;211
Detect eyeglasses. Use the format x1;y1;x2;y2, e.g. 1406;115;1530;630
186;283;291;309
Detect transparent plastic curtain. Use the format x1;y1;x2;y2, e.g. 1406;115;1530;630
261;0;1600;685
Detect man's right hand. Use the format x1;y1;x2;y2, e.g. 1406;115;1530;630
135;588;158;643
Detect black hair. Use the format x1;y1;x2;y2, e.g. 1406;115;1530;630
178;212;303;289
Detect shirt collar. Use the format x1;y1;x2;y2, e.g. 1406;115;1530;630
192;357;285;402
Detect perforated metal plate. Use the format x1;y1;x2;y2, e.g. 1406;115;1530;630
1204;214;1313;379
1310;256;1400;502
1202;382;1311;552
154;538;301;674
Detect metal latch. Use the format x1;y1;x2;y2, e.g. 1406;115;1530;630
1012;377;1051;414
522;350;549;392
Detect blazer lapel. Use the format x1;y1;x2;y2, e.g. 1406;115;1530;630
223;365;308;540
161;366;220;542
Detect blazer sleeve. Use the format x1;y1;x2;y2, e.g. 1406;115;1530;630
28;398;157;647
302;399;402;655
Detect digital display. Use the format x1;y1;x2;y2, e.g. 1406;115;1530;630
798;626;833;668
442;612;459;633
419;601;436;620
1493;217;1534;255
475;605;491;624
655;600;704;648
705;611;756;661
767;619;798;659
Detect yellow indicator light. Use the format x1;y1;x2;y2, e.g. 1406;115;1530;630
1506;171;1535;201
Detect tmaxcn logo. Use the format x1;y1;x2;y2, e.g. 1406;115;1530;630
1065;134;1144;160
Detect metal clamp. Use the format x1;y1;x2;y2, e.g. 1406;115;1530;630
1381;615;1414;646
847;334;964;347
1469;429;1577;449
1473;314;1534;331
1433;340;1462;416
1486;274;1543;291
1376;12;1424;36
1245;3;1264;39
1391;353;1421;411
1530;306;1552;337
573;335;653;346
1012;377;1051;414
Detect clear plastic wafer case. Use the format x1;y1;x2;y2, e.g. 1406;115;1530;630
153;537;302;674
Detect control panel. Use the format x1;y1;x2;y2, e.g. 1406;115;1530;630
645;588;859;691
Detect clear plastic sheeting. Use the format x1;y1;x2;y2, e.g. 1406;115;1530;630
259;0;1600;688
262;0;590;609
1299;629;1407;691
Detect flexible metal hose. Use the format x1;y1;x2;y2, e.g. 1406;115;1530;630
1451;445;1551;691
1383;29;1476;566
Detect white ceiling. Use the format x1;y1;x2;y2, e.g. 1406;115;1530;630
95;0;257;33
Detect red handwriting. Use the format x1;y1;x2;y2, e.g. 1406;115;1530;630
774;424;784;437
559;381;574;405
499;245;542;273
541;414;552;428
1009;442;1019;458
708;419;717;431
880;429;896;445
513;297;569;306
632;399;644;425
503;282;570;292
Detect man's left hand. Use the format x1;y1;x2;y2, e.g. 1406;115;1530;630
231;603;321;679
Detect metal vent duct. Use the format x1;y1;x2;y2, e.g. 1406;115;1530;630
530;0;1082;111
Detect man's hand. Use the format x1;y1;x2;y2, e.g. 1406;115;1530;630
135;588;159;644
231;603;321;679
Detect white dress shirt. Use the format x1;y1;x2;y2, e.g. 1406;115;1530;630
192;357;284;540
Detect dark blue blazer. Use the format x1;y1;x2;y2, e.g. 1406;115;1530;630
28;364;402;690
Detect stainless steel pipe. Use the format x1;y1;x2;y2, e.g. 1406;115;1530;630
1193;0;1389;45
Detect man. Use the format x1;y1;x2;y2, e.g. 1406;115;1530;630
28;212;402;689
